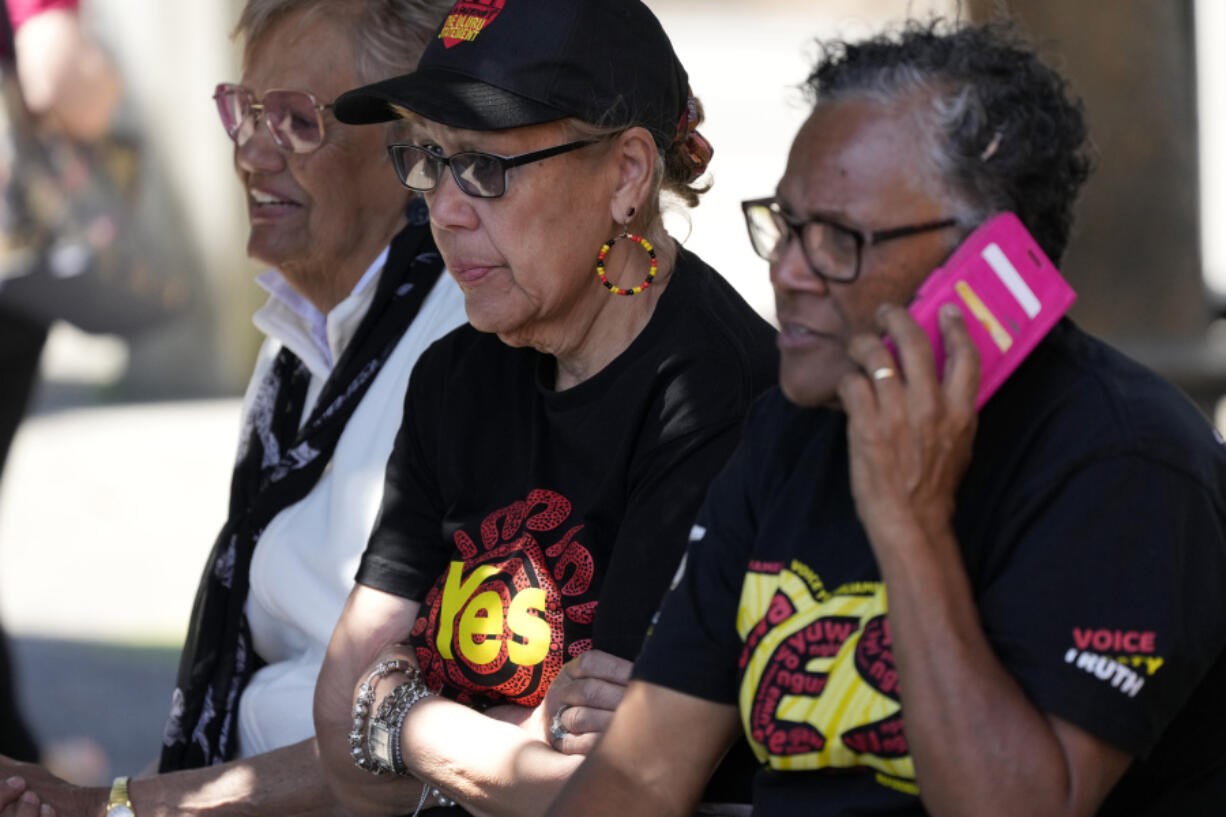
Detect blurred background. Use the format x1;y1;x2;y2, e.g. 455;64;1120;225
0;0;1223;781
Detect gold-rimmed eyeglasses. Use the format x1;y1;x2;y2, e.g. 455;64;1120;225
213;83;333;154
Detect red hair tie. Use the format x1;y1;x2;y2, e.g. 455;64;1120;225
673;85;713;183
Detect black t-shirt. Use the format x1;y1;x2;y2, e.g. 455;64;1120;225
636;320;1226;816
357;246;778;709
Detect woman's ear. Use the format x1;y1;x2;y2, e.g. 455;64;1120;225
608;126;658;223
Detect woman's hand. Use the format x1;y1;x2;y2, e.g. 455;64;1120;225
836;302;980;550
542;650;633;755
0;777;30;816
488;650;632;756
0;776;57;817
0;759;100;817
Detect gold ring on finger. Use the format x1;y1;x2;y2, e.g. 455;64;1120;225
870;366;898;382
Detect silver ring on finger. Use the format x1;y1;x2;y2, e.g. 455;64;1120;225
870;366;898;382
549;703;571;746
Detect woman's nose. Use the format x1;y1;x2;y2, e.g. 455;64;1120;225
234;116;285;175
427;166;479;232
769;237;831;296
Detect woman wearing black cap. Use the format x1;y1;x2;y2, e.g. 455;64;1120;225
311;0;775;815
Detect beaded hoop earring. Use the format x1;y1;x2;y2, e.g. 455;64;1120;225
595;232;658;296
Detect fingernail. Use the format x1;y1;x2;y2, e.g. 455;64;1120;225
5;777;24;789
40;805;53;817
939;303;962;321
20;791;36;804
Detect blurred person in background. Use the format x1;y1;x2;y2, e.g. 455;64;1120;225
0;0;120;767
0;0;466;815
310;1;775;814
548;19;1226;817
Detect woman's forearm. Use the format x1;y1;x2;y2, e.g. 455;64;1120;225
316;659;582;817
315;585;588;817
312;601;433;817
0;740;341;817
396;695;583;817
129;740;341;817
869;522;1130;817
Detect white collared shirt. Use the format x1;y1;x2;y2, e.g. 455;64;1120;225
250;247;387;420
236;249;466;757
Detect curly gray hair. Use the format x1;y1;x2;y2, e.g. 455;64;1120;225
234;0;452;85
808;20;1093;264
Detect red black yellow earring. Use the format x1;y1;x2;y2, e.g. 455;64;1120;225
596;232;657;296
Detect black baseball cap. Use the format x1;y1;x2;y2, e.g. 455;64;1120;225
334;0;690;149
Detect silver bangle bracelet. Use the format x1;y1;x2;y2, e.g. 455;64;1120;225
372;673;435;775
349;658;412;773
365;668;437;776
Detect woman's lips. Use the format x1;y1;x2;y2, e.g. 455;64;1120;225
450;263;502;286
777;322;838;351
247;188;302;220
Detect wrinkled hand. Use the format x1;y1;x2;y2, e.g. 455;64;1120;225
521;650;633;756
837;303;979;548
0;777;32;817
0;773;63;817
0;756;100;817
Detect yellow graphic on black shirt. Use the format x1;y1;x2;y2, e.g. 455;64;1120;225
736;563;915;793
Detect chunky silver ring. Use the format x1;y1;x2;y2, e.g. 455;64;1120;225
870;366;898;382
549;704;571;745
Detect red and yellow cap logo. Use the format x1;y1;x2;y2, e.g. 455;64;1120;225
439;0;506;48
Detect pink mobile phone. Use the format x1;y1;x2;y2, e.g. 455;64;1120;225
899;212;1076;409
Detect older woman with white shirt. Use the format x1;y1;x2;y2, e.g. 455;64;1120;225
167;0;468;774
0;1;466;816
232;199;460;757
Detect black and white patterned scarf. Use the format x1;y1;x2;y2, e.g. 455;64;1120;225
159;204;443;770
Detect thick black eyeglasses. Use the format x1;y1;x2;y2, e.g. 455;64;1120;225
741;197;959;283
386;139;599;199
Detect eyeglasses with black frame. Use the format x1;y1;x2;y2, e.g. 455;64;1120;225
214;83;333;154
741;197;959;283
386;139;599;199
